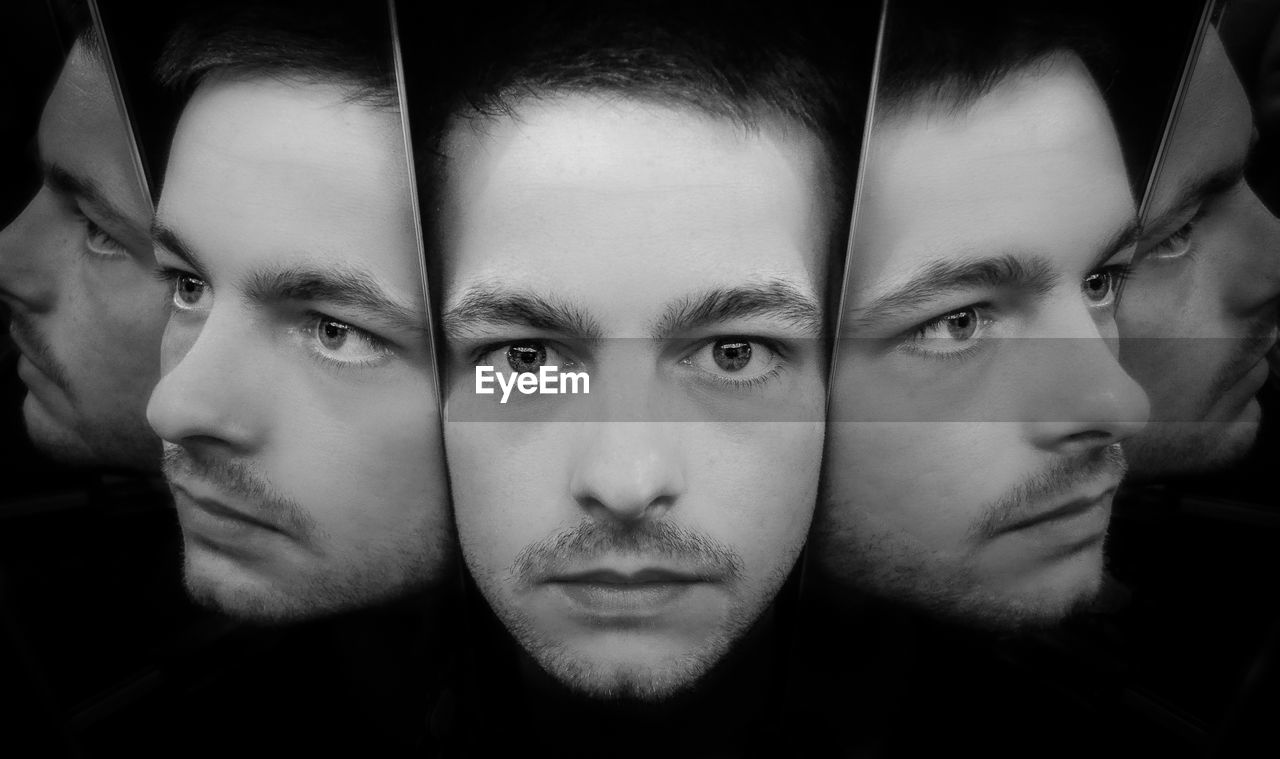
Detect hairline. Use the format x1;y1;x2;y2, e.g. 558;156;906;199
875;48;1085;122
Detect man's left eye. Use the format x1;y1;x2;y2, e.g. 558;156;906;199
83;216;129;259
681;337;782;387
310;317;391;367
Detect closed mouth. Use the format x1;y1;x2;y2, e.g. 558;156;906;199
170;480;282;534
999;488;1114;535
547;568;711;586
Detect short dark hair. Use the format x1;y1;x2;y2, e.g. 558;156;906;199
155;0;396;110
876;0;1119;118
875;0;1204;194
50;0;101;58
407;0;871;340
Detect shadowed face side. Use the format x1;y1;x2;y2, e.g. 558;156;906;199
1118;32;1280;478
0;42;166;470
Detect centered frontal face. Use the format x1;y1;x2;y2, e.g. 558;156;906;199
441;96;830;698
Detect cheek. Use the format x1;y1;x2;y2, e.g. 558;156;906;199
687;423;822;573
157;315;198;375
822;422;1011;545
447;423;568;573
273;374;447;533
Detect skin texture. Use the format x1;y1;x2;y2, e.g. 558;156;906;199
1118;31;1280;479
441;95;829;699
146;77;452;621
815;56;1150;629
0;42;165;471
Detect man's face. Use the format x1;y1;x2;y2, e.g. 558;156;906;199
146;77;452;621
0;42;166;470
814;57;1150;628
441;96;828;699
1118;32;1280;478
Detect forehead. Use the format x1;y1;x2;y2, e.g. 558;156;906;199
40;44;147;208
440;96;830;319
1149;31;1253;212
849;56;1131;302
160;76;417;285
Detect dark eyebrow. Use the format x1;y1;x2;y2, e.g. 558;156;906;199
649;280;822;338
42;160;139;233
1140;132;1257;242
849;215;1141;333
244;263;428;337
152;219;210;280
443;285;603;341
1090;216;1142;271
848;254;1058;331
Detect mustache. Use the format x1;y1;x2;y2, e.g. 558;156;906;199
161;443;315;535
972;443;1127;540
6;311;72;393
510;520;745;585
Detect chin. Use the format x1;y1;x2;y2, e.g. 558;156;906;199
22;395;97;467
181;542;379;624
533;639;722;702
23;394;161;471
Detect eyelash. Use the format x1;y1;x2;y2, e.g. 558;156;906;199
1147;214;1200;260
75;208;128;259
153;265;208;313
152;266;393;371
1091;262;1136;307
469;339;580;369
466;337;788;390
897;262;1135;363
299;311;394;372
685;337;788;389
897;305;993;363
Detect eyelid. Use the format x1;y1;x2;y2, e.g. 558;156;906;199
303;314;395;370
468;337;583;368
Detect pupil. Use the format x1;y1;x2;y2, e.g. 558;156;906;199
1086;273;1109;298
945;310;975;340
713;340;752;372
320;321;346;348
507;343;546;373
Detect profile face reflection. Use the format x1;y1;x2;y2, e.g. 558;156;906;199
0;40;166;470
441;97;829;698
816;56;1150;628
146;77;452;621
1118;31;1280;479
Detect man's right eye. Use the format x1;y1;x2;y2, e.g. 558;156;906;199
476;340;575;374
154;267;211;312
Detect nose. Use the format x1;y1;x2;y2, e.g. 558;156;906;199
1230;187;1280;317
146;309;267;453
0;189;61;311
1020;307;1151;454
569;421;687;523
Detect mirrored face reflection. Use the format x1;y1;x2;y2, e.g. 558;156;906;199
1118;31;1280;479
145;77;452;621
815;56;1150;629
441;97;829;699
0;41;166;470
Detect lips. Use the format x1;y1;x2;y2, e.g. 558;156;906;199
170;480;282;535
545;567;715;615
1000;489;1114;535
